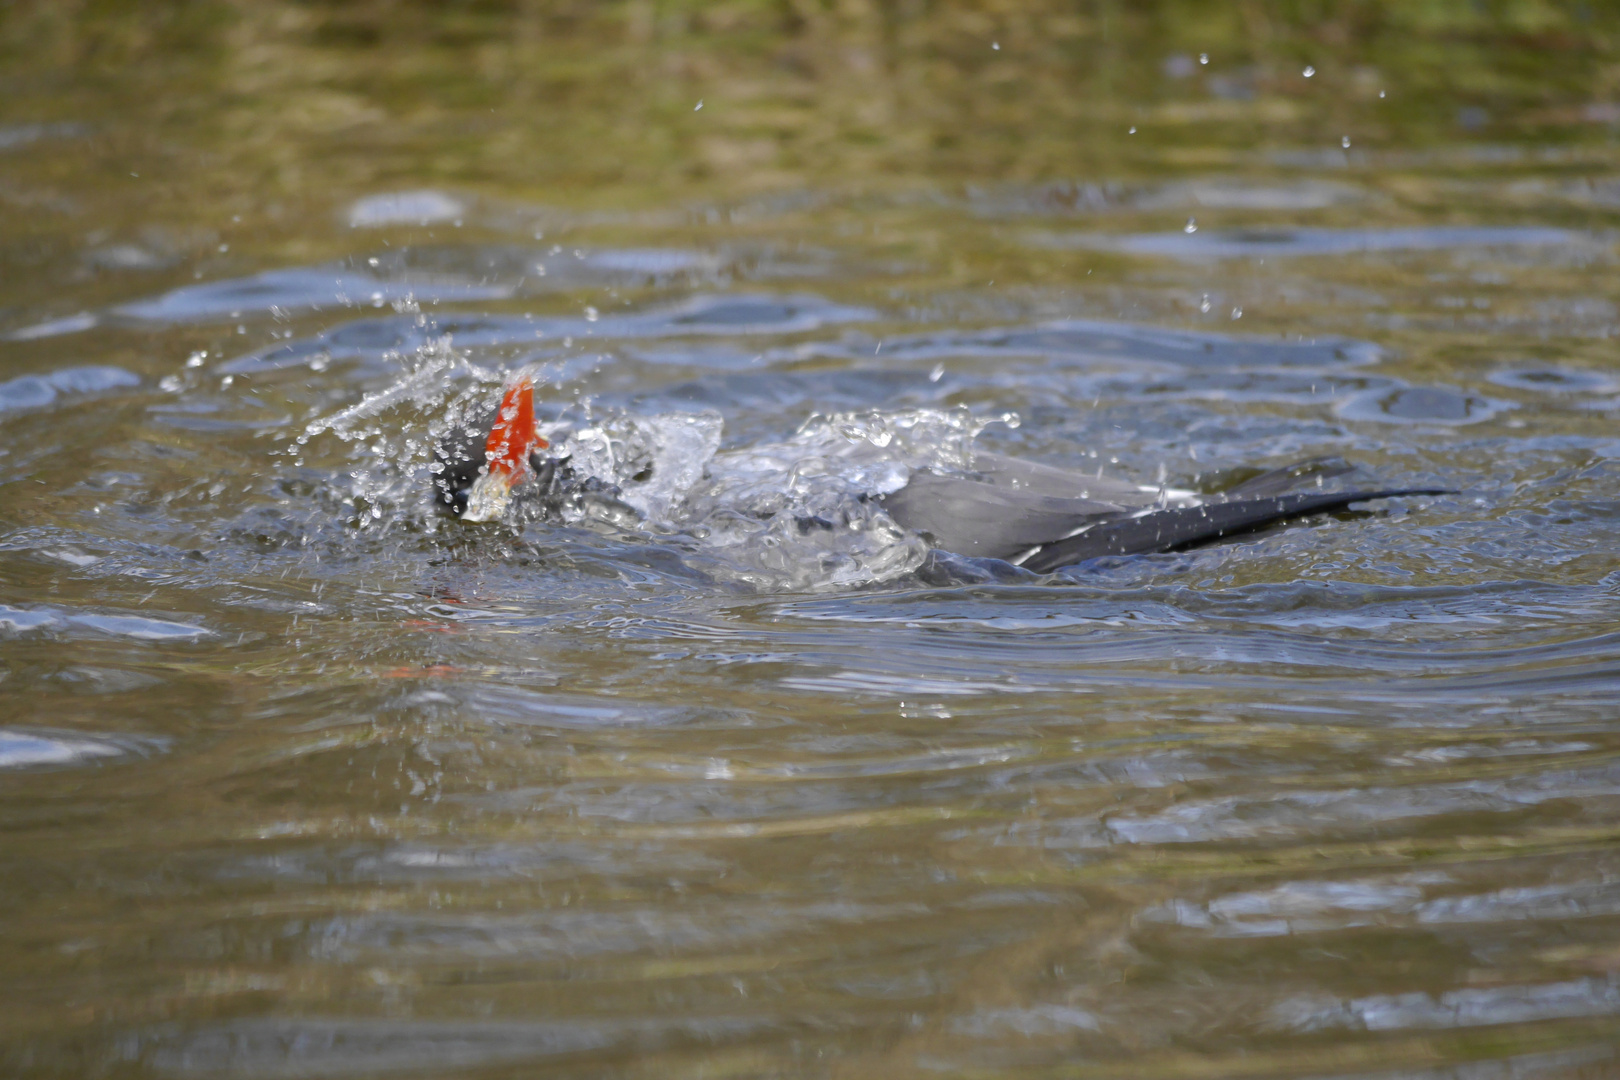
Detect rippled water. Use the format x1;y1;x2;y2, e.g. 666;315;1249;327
5;6;1620;1078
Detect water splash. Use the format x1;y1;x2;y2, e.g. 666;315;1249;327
296;343;1020;589
546;405;1011;589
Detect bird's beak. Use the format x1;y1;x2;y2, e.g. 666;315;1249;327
459;467;517;523
459;376;548;523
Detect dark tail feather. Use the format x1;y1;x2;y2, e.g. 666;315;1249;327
1019;488;1450;573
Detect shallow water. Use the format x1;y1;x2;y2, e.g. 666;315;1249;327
4;5;1620;1078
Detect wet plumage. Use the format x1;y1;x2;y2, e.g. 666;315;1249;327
436;382;1447;572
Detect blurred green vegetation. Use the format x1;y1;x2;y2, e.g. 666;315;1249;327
1;0;1617;208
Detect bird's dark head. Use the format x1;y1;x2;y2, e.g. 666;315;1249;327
432;378;552;521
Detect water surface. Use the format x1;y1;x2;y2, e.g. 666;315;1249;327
3;5;1620;1078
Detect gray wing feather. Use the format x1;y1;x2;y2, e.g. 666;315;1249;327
970;453;1159;506
881;453;1447;571
880;470;1129;561
1219;456;1356;499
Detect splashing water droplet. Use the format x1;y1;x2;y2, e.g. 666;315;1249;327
1199;295;1212;314
1128;126;1137;134
1342;135;1352;149
1184;218;1198;234
1230;306;1243;320
1199;53;1208;65
1303;65;1315;78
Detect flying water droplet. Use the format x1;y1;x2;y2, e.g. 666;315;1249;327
1303;65;1315;78
694;100;703;111
1199;53;1208;65
1184;217;1198;234
991;41;1000;50
1342;135;1352;149
1128;126;1137;134
1199;294;1212;314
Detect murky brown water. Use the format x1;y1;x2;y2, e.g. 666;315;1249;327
4;4;1620;1077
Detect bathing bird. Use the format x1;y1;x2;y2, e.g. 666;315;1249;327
433;379;1448;573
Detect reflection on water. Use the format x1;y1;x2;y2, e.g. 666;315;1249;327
1037;224;1581;259
4;2;1620;1077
